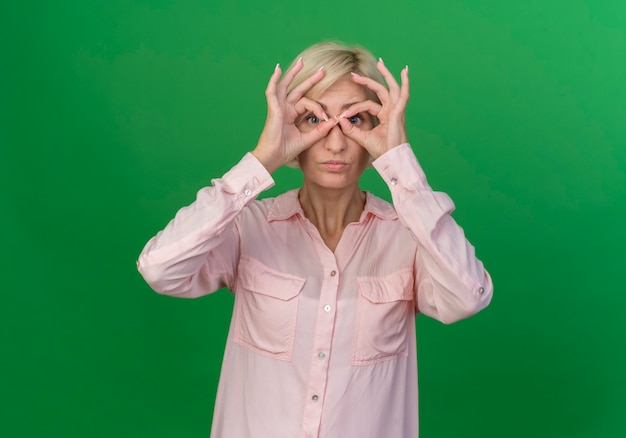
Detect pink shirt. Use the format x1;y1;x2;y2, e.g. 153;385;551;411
138;144;493;438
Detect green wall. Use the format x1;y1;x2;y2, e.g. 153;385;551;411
3;1;625;436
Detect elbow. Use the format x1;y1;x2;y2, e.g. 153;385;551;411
137;260;195;298
439;290;492;324
432;278;494;325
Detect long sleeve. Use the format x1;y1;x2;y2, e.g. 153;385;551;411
137;153;275;298
372;143;493;324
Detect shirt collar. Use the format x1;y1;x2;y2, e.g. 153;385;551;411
266;189;398;222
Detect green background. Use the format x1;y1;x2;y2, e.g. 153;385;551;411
2;0;625;436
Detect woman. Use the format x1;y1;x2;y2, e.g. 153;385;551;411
138;41;493;438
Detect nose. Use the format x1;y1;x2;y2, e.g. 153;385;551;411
325;124;347;153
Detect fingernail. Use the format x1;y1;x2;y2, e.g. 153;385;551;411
297;56;303;63
275;63;280;71
350;72;361;77
318;65;325;71
405;65;409;73
322;112;329;121
378;57;384;64
339;111;347;118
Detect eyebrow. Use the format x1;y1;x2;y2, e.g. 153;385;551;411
317;101;362;111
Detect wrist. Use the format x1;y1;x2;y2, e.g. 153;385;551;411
251;147;282;174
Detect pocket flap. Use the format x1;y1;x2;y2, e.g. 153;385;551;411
238;257;306;301
358;268;414;303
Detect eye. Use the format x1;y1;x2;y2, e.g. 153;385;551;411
306;114;321;125
348;115;362;125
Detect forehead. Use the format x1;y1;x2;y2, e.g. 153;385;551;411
315;76;369;109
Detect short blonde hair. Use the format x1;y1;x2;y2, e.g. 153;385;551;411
287;41;385;102
285;42;384;168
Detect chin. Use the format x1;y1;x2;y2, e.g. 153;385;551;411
308;174;361;190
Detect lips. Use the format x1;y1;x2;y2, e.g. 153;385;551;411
322;161;348;171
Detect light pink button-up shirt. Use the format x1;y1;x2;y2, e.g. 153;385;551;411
138;144;493;438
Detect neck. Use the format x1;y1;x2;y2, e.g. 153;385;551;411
298;182;366;251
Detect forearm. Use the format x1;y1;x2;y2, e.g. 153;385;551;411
137;153;274;297
251;148;284;174
373;144;493;323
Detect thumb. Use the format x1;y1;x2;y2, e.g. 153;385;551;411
302;117;338;146
337;116;369;147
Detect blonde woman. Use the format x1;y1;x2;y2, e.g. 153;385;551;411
138;41;493;438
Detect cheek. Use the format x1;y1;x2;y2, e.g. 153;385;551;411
296;147;315;168
351;145;371;169
359;153;372;169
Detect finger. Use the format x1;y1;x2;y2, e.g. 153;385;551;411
350;72;391;107
384;66;410;118
294;97;329;122
265;63;283;108
376;58;401;97
399;65;410;105
338;100;383;122
276;57;304;101
337;116;384;158
337;116;389;159
336;115;370;145
287;66;325;104
302;117;338;145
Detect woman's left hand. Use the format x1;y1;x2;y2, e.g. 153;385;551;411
336;59;409;159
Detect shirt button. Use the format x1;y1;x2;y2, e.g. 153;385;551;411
311;395;319;402
318;352;326;360
323;305;332;312
330;270;337;277
478;286;485;295
244;188;252;196
390;177;398;186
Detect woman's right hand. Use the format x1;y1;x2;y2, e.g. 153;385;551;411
252;59;337;173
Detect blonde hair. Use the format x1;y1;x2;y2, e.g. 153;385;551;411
285;42;384;167
287;41;385;102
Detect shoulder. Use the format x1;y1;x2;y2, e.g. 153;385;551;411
241;189;301;222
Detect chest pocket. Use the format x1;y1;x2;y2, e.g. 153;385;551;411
233;256;306;361
353;268;415;365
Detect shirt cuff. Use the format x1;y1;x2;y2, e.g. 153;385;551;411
219;152;275;202
372;143;429;190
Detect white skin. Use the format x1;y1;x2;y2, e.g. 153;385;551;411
252;58;409;251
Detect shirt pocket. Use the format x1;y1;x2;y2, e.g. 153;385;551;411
353;268;415;365
233;256;306;361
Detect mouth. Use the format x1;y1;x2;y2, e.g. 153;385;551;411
321;161;348;171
